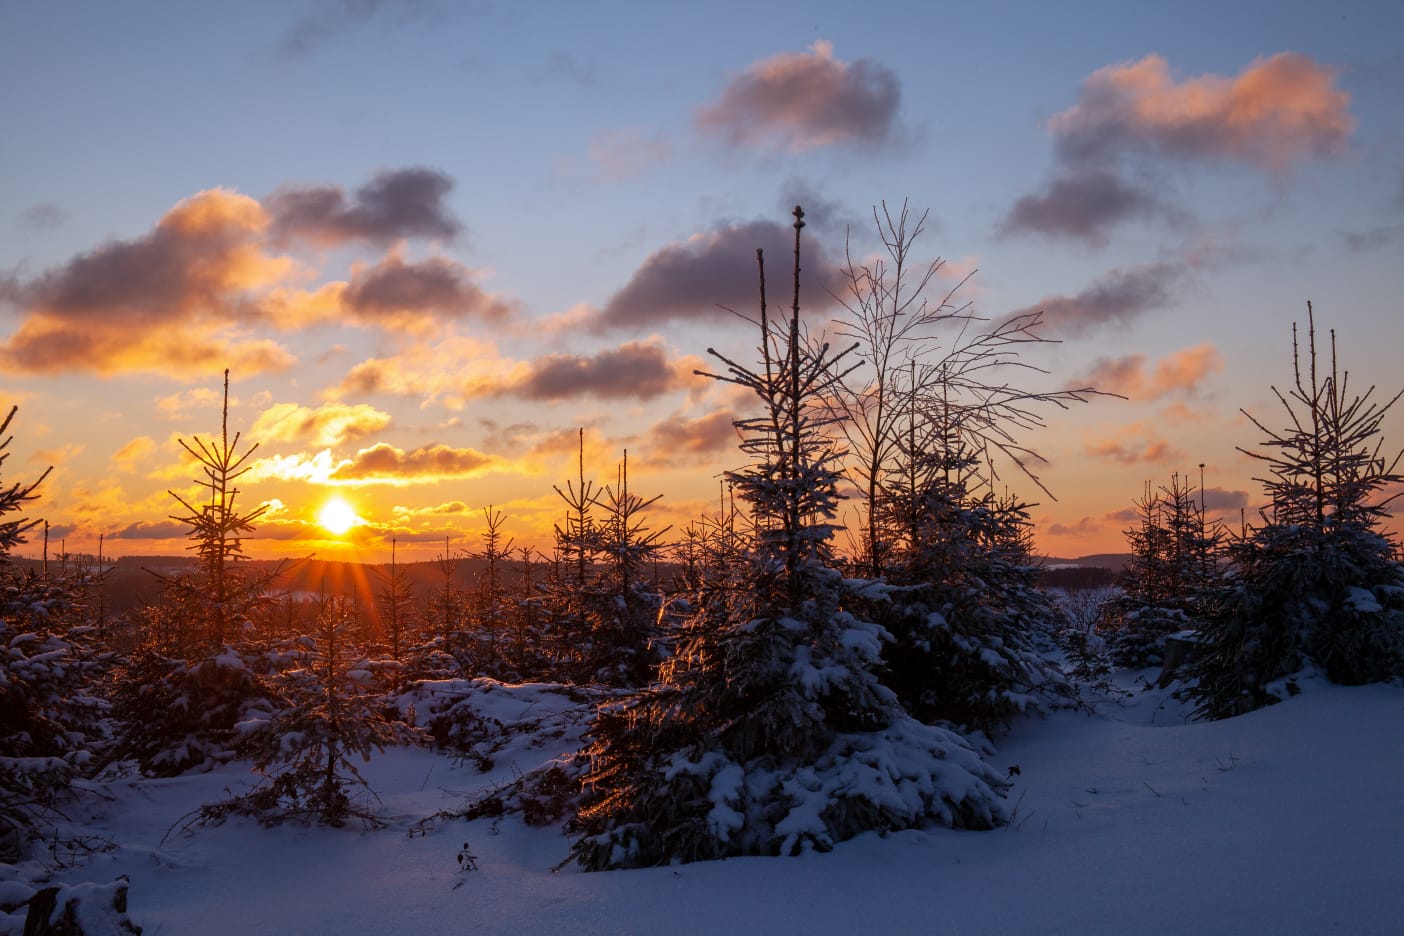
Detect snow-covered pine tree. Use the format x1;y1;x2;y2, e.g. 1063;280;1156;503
0;405;111;851
113;372;282;775
203;595;421;827
568;207;1007;871
1189;304;1404;718
1100;473;1222;669
865;412;1068;730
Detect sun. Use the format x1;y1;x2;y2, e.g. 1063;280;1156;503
318;497;358;536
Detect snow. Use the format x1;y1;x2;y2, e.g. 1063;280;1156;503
8;676;1404;935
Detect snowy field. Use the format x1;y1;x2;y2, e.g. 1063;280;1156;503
8;676;1403;936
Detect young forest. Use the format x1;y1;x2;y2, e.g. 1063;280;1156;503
2;208;1402;934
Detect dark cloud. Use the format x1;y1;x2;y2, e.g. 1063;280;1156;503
999;169;1170;246
1202;487;1249;512
111;520;188;540
1050;53;1352;172
507;342;682;401
696;40;900;152
1005;262;1184;338
274;0;426;60
597;219;844;331
266;167;461;246
330;442;498;482
344;255;511;323
20;203;68;231
1338;224;1404;253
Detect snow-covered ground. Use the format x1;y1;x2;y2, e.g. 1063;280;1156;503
7;676;1403;935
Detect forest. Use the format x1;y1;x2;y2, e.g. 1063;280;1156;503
3;208;1403;933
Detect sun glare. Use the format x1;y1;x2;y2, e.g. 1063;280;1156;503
318;497;358;536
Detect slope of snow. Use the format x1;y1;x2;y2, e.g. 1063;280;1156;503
8;677;1403;935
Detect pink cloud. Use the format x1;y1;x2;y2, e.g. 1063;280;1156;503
696;40;900;152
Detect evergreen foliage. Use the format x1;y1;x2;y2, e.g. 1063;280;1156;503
202;597;421;827
568;208;1007;871
1189;305;1404;718
0;406;111;849
1102;472;1222;669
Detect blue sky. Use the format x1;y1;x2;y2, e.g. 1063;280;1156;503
2;0;1402;560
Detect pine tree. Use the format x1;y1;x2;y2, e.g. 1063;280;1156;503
0;406;110;848
1189;304;1404;718
568;207;1006;870
203;596;420;827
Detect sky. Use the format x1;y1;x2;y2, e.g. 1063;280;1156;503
2;0;1402;563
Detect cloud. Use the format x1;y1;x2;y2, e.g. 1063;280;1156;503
1051;52;1352;173
596;219;844;331
1338;224;1404;253
696;40;901;152
274;0;427;59
0;188;297;376
342;253;512;325
644;410;737;465
250;402;392;448
777;179;858;235
111;436;157;472
20;203;68;230
330;442;502;484
1005;262;1184;338
495;341;702;402
998;169;1172;246
265;167;461;246
587;127;672;180
248;442;504;486
545;52;597;86
1086;425;1182;465
1202;487;1249;512
323;334;512;409
110;519;188;540
1075;343;1223;399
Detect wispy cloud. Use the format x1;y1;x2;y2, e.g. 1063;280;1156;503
274;0;428;60
696;40;901;153
1005;262;1185;338
1073;343;1223;399
999;168;1177;246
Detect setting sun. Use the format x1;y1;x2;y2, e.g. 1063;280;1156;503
318;497;358;536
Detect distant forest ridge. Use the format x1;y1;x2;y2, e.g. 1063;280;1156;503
10;552;1129;620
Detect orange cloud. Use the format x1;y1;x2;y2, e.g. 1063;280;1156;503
697;40;901;152
249;443;506;487
111;436;156;472
642;409;738;467
0;189;297;376
250;402;392;448
1077;343;1223;399
1086;423;1183;465
1051;52;1352;172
